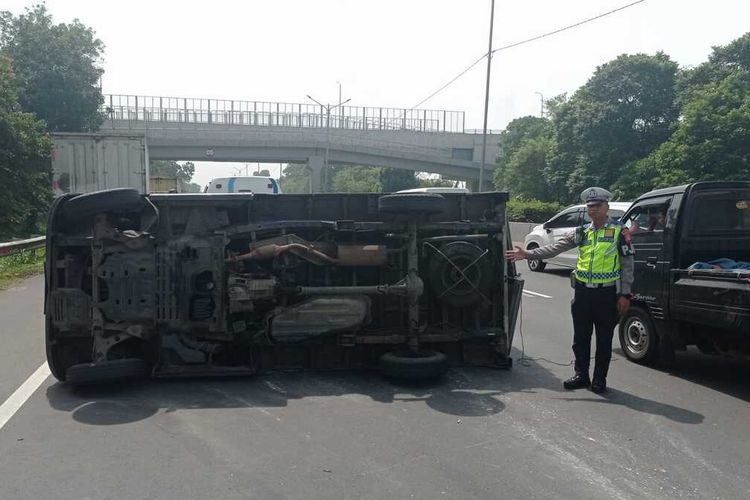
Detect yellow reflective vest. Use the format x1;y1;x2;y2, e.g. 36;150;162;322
575;223;626;284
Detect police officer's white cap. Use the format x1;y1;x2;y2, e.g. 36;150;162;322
581;187;612;206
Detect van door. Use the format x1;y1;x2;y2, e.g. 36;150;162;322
622;196;673;316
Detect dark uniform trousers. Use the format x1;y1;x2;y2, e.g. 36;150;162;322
571;283;618;380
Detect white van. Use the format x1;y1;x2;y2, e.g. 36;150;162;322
396;187;470;194
205;176;282;194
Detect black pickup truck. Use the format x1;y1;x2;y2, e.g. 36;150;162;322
618;181;750;365
45;189;523;384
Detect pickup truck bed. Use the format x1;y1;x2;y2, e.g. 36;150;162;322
671;269;750;334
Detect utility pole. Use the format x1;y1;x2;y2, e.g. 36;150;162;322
337;81;343;127
535;91;544;118
478;0;496;193
307;93;351;192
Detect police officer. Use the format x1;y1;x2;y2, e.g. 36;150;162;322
505;187;634;393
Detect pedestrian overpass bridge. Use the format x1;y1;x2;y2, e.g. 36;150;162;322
97;94;501;192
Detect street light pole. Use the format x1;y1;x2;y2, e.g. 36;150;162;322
479;0;496;193
307;94;351;192
535;91;544;118
337;81;342;127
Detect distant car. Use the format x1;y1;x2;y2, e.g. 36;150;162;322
205;176;282;194
523;202;632;272
396;187;470;194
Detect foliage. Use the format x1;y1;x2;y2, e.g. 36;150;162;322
379;167;418;193
506;199;566;223
253;169;271;176
493;116;552;191
550;52;679;200
332;166;382;192
0;55;52;239
150;160;194;183
503;136;556;200
280;163;421;193
0;247;45;289
0;4;105;132
279;163;310;194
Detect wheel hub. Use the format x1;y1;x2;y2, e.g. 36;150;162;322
625;319;648;353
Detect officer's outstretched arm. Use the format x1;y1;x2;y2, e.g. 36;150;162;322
526;231;578;260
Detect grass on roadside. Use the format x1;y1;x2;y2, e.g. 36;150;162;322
0;248;46;290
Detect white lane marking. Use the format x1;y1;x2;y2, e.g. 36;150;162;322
0;362;51;431
523;289;552;299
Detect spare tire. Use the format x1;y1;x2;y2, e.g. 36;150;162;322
62;188;144;220
428;241;494;307
66;358;149;385
380;350;448;380
378;193;445;215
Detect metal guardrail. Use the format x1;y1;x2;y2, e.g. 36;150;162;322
101;94;467;133
0;236;46;257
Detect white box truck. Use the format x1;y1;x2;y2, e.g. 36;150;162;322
51;133;149;195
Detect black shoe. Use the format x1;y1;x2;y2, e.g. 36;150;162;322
590;379;607;394
563;374;591;390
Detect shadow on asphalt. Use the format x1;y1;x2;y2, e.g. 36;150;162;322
614;346;750;404
44;347;563;426
559;387;704;424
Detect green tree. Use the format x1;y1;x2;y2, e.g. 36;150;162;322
279;163;310;194
0;55;52;238
150;160;195;183
551;52;679;200
379;167;418;192
253;169;271;176
503;136;555;200
621;36;750;197
332;166;381;192
493;116;552;191
0;4;104;132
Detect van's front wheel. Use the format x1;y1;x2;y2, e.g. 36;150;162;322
619;307;658;364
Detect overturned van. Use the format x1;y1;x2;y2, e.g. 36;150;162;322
44;189;523;384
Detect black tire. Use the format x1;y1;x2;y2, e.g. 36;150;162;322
380;350;448;380
378;193;445;215
525;244;547;272
66;358;149;385
62;188;144;220
619;306;658;364
428;241;494;307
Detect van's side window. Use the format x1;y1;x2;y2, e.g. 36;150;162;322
546;210;580;229
624;202;670;241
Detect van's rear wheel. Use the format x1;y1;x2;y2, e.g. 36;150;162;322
66;358;149;385
380;350;448;381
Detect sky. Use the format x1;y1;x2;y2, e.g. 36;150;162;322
4;0;750;188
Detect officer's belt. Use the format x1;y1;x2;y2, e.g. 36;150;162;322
575;279;616;288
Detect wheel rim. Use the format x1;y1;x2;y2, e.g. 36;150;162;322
624;318;650;357
528;259;541;271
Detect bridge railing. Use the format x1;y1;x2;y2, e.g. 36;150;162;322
102;95;466;133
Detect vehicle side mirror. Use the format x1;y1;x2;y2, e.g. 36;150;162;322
542;222;551;233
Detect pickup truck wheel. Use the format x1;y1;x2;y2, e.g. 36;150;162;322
65;358;149;385
619;307;658;364
525;244;546;272
380;350;448;380
378;193;445;215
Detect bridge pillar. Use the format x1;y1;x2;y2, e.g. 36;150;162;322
307;155;324;193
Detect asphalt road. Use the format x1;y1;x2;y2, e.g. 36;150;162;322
1;270;749;499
